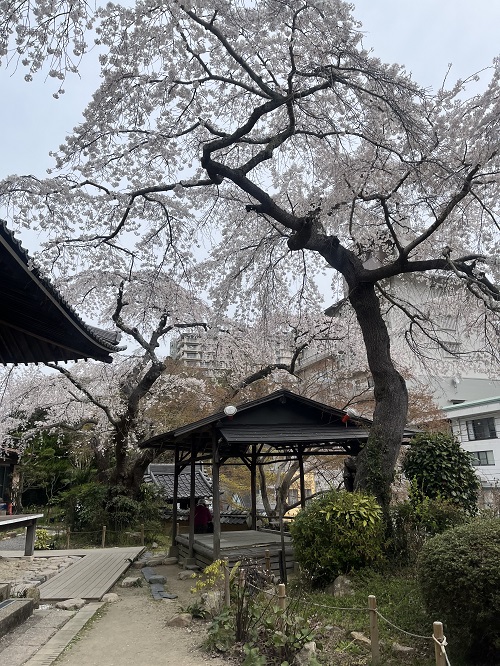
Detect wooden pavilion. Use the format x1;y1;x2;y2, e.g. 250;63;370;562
139;389;374;572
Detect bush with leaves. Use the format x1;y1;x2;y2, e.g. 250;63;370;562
418;518;500;662
56;481;164;542
290;489;384;588
402;432;479;514
34;528;55;550
389;480;469;565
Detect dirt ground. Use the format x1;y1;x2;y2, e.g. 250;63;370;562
53;561;228;666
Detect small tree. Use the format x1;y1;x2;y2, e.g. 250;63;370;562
402;432;479;515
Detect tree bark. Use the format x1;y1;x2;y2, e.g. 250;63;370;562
348;282;408;509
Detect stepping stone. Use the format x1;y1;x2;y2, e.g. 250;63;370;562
141;567;166;584
150;583;178;600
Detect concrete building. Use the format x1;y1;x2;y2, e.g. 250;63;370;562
443;397;500;509
170;332;228;373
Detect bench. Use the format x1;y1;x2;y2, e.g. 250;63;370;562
0;514;44;556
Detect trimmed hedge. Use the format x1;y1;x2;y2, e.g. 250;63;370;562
417;518;500;662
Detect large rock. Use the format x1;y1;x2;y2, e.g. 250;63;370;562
163;557;178;565
392;642;415;654
201;590;224;615
326;575;354;597
101;593;120;603
121;576;142;588
167;613;192;627
56;598;86;610
294;641;317;665
178;570;196;581
142;555;167;567
351;631;371;646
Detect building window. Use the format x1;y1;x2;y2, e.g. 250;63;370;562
304;488;312;498
470;450;495;466
288;488;299;505
466;417;497;441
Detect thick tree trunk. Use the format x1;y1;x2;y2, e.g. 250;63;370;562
348;282;408;509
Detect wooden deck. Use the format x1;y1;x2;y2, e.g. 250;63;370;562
176;529;294;572
38;547;144;602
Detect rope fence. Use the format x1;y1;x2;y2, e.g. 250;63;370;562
42;523;161;549
222;556;452;666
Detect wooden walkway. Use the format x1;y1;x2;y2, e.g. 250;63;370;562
38;547;144;602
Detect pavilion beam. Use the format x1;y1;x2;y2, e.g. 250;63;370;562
250;445;257;530
169;446;180;557
212;431;221;560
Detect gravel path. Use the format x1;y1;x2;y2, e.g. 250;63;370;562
0;534;26;551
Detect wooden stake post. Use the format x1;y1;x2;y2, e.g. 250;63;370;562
224;558;230;607
433;622;446;666
277;583;286;611
368;595;380;664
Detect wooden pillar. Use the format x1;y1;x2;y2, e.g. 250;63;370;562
250;445;257;530
169;447;180;557
298;447;306;509
24;520;37;556
188;441;196;563
212;431;221;561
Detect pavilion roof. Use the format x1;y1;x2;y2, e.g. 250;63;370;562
140;389;376;460
0;221;124;365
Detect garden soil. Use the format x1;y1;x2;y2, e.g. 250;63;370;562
54;561;228;666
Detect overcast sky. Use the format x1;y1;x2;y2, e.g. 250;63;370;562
0;0;499;181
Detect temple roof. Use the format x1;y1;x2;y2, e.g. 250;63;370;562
0;221;124;365
144;463;213;500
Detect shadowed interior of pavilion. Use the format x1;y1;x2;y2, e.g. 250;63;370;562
140;389;374;574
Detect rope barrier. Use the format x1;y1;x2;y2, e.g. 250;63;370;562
302;598;369;613
375;609;430;640
220;556;450;662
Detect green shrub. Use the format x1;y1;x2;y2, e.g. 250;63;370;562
417;518;500;662
402;432;479;514
290;490;384;588
389;486;469;565
57;482;108;532
55;481;164;540
34;528;55;550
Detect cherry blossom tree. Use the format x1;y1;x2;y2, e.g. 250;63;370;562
1;268;334;496
2;0;500;508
